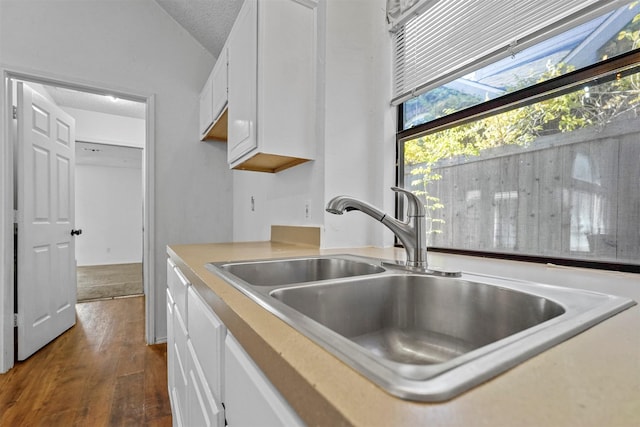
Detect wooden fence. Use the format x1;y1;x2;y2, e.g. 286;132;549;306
405;119;640;264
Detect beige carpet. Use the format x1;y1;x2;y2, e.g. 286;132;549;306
77;263;143;302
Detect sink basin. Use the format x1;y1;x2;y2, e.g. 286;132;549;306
215;256;384;286
206;255;635;401
270;275;565;366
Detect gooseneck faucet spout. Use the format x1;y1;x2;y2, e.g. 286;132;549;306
326;187;428;270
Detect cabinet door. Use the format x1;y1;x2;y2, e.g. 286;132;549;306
211;47;228;123
224;334;303;427
257;0;317;160
166;289;175;394
187;340;225;427
173;307;189;427
187;287;225;403
171;387;185;427
167;260;189;328
227;0;257;164
199;72;214;137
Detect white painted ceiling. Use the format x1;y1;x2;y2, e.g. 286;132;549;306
76;141;143;168
45;85;146;119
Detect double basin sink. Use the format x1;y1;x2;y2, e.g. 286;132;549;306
206;255;635;401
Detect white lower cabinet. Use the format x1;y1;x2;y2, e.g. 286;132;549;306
168;259;189;327
172;305;189;427
224;334;304;427
187;287;224;403
166;289;175;394
168;261;225;427
187;340;224;427
167;260;304;427
186;286;225;426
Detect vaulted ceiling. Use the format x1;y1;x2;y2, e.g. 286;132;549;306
154;0;243;58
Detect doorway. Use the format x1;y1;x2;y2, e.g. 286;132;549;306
74;141;144;302
55;85;147;302
39;85;146;302
1;69;155;371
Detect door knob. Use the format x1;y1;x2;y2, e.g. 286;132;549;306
71;229;83;236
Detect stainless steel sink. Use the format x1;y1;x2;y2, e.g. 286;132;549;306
270;275;565;366
206;255;635;401
215;256;385;286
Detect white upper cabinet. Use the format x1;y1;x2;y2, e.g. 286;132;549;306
227;0;317;173
211;48;228;131
199;72;214;137
200;46;229;141
227;0;257;160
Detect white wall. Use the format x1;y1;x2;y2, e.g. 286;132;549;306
322;0;396;249
233;161;324;241
70;106;144;266
64;106;145;148
75;162;143;266
0;0;234;351
232;0;396;249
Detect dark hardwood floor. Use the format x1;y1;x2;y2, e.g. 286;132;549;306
0;296;172;426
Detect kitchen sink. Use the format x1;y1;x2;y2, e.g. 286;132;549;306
215;256;385;286
270;275;565;366
206;255;635;401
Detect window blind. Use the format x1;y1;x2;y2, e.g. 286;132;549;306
386;0;438;29
391;0;628;105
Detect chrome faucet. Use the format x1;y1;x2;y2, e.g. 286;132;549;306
326;187;428;270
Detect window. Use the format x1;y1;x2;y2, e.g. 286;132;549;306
397;2;640;268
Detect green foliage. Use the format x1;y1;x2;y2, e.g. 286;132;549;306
403;86;482;128
599;4;640;59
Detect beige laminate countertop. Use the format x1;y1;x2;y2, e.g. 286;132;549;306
167;241;640;427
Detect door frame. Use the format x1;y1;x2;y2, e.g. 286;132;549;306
0;66;156;373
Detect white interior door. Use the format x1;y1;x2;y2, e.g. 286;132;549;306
16;82;77;360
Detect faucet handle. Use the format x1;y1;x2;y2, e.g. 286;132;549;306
391;187;425;217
